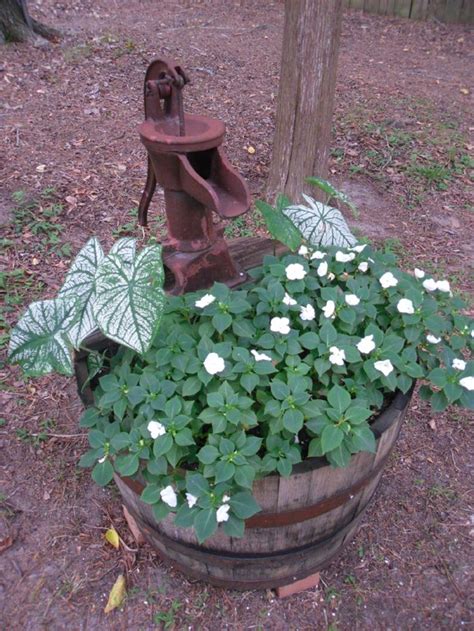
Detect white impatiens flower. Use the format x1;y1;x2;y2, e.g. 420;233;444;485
310;250;325;260
358;261;369;273
335;251;356;263
203;352;225;375
317;261;328;277
345;294;360;306
426;334;441;344
147;420;166;439
298;245;309;257
285;263;307;281
459;376;474;391
283;292;297;306
323;300;336;319
216;503;230;523
186;493;198;508
397;298;415;315
327;272;336;281
374;359;394;377
452;358;466;371
195;293;216;308
270;316;291;335
379;272;398;289
414;268;425;279
357;334;376;354
160;485;178;508
422;278;437;292
436;280;451;293
351;244;367;253
328;346;346;366
251;349;272;362
300;303;316;321
98;455;107;464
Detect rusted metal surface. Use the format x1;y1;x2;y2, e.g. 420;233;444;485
137;58;251;294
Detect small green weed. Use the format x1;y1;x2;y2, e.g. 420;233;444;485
153;599;182;628
15;418;56;446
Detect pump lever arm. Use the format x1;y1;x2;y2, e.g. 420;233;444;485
138;157;156;227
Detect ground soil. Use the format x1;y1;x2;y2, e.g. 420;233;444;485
1;1;473;629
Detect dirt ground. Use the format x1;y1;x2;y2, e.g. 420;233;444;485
1;1;473;629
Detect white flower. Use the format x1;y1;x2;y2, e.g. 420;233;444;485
300;303;316;321
357;334;376;354
270;316;291;335
285;263;307;281
471;330;474;338
317;261;328;277
459;376;474;391
98;455;107;464
160;485;177;508
345;294;360;306
379;272;398;289
283;292;297;306
251;349;272;362
436;280;451;293
298;245;309;257
423;278;437;292
374;359;394;377
414;268;425;279
328;346;346;366
452;358;466;371
323;300;336;319
426;334;441;344
147;420;166;439
310;250;325;260
186;493;198;508
203;352;225;375
397;298;415;315
351;244;367;253
358;261;369;273
222;494;230;502
216;503;230;523
195;293;216;308
327;272;336;281
335;251;356;263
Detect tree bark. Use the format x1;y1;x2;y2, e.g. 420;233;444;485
266;0;343;204
0;0;60;44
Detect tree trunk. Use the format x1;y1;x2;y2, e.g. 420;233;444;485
266;0;343;204
0;0;60;44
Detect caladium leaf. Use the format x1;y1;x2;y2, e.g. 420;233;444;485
8;297;79;376
58;237;104;348
93;244;165;354
283;194;356;248
306;177;358;217
109;237;136;266
255;196;301;251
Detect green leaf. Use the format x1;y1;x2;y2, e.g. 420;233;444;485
255;199;302;251
299;332;320;350
174;504;196;528
194;508;218;543
240;372;260;394
214;461;235;484
282;194;356;248
152;502;170;521
182;376;201;397
175;428;195;446
140;484;162;504
93;244;165;355
197;444;219;465
229;491;261;519
186;473;209;497
321;424;344;454
153;433;173;458
92;459;114;486
283;408;304;433
222;514;245;538
212;312;233;334
110;432;131;451
327;385;352;415
8;297;79;376
306;177;358;217
114;453;139;477
351;426;376;453
319;321;338;345
58;237;104;347
345;406;372;425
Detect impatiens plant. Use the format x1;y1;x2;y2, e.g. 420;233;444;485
8;183;473;543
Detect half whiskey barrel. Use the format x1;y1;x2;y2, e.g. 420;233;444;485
114;388;413;589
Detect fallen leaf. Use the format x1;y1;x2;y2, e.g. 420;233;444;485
31;258;40;266
104;527;120;549
246;146;256;155
65;195;77;205
36;164;46;173
104;574;126;614
428;419;437;431
460;88;469;95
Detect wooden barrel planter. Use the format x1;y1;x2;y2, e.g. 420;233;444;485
74;236;414;589
113;389;412;589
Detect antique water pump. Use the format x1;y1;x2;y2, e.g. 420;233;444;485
137;58;251;293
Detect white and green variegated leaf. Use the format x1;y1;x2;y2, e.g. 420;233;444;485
109;237;136;266
93;244;165;354
58;237;104;348
283;194;356;248
8;298;79;376
306;177;358;217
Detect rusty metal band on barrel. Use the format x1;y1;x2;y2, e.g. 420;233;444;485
119;448;392;529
